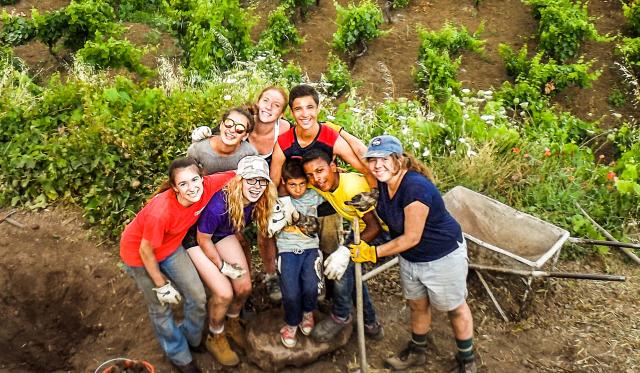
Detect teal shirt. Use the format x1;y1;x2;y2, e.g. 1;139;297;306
276;189;324;253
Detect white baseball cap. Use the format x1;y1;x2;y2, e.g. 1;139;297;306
237;156;272;182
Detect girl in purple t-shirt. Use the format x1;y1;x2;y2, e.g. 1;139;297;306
186;156;275;367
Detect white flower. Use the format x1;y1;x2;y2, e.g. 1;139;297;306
450;150;457;155
612;112;622;119
225;78;237;84
223;95;232;101
463;113;470;119
426;112;436;121
255;56;266;62
462;88;471;95
351;107;362;114
480;114;495;122
412;141;420;149
445;139;451;146
520;111;526;117
467;149;478;157
398;115;407;122
401;126;409;135
422;148;430;157
458;137;467;144
519;102;529;109
483;90;493;96
326;115;335;121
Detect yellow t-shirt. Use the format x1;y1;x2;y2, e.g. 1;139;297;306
311;173;373;230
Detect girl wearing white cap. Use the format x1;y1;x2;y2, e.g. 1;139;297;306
349;135;477;373
187;155;276;367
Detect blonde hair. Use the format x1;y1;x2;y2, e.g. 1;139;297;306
390;152;434;181
223;175;277;233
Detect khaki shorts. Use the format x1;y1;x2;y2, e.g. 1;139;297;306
399;240;469;311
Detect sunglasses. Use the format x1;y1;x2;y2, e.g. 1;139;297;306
222;118;247;134
245;178;269;187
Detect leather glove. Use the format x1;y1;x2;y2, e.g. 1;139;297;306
220;261;246;279
296;214;319;237
153;280;182;305
345;188;379;212
323;245;351;281
349;241;377;263
191;126;212;142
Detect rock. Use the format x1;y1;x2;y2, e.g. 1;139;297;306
245;308;352;372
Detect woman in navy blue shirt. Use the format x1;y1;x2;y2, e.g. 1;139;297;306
349;135;476;373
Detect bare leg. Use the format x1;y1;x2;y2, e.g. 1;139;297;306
257;233;277;275
408;297;431;334
448;301;473;340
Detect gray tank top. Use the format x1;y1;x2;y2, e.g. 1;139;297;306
187;138;258;175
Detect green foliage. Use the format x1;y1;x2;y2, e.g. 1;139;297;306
0;0;18;5
77;34;154;77
608;88;626;108
525;0;605;62
257;5;303;56
280;0;317;19
0;12;36;46
111;0;167;20
322;52;356;97
0;45;26;71
391;0;410;9
31;9;69;53
414;23;484;101
332;0;385;56
616;37;640;72
63;0;120;50
623;1;640;35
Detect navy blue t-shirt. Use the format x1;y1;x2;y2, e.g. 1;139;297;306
376;171;462;262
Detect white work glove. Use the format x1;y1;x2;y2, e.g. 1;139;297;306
191;126;212;142
323;245;351;281
220;261;246;279
153;280;182;305
267;196;300;237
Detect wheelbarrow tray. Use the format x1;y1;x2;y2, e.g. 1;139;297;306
443;186;570;269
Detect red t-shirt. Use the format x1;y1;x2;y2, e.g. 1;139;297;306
119;172;235;266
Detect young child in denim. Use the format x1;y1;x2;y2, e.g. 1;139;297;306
276;158;325;348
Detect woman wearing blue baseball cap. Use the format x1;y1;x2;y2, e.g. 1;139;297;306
349;135;477;373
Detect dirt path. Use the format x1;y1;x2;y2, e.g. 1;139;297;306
0;207;638;372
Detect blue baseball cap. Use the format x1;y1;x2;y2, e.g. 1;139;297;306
364;135;403;158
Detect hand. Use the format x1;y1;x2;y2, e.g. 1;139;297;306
349;241;377;263
324;245;351;280
345;188;379;212
153;281;182;305
191;126;212;142
296;214;319;237
220;261;246;279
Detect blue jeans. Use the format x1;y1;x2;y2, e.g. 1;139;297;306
125;247;206;366
278;249;320;326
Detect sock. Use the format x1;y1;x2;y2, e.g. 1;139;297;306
411;332;428;347
209;324;224;335
227;313;240;319
456;338;475;362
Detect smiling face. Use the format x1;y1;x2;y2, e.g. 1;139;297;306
291;96;319;132
367;156;400;183
172;165;204;206
219;110;249;146
242;177;268;204
257;89;286;124
303;158;338;192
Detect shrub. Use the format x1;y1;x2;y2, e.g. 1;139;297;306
608;88;626;108
391;0;410;9
280;0;317;19
417;22;485;55
332;0;385;58
0;12;36;46
623;1;640;35
76;34;154;77
257;5;304;56
63;0;119;50
321;52;356;97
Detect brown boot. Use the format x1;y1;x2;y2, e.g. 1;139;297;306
205;333;239;367
226;316;247;350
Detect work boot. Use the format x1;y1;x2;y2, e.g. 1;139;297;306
226;317;247;350
205;333;239;367
364;321;385;341
383;341;427;370
311;313;351;343
450;355;478;373
264;273;282;302
172;360;201;373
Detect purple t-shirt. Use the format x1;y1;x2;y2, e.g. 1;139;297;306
198;190;254;239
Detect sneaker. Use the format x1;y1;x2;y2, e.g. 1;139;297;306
205;333;239;367
264;273;282;302
172;361;201;373
225;317;247;350
299;312;315;336
450;355;478;373
280;324;298;348
383;341;427;371
311;313;351;343
364;321;384;341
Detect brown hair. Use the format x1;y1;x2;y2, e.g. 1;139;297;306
390;152;434;181
223;175;277;233
216;105;256;134
149;157;203;202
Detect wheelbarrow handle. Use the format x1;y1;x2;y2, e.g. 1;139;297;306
469;264;626;282
569;237;640;250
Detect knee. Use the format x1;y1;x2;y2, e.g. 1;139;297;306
212;289;234;307
408;300;429;313
447;301;470;318
236;281;253;299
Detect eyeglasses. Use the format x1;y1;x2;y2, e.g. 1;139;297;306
245;178;269;187
222;118;247;134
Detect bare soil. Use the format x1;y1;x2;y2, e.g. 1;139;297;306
0;206;638;372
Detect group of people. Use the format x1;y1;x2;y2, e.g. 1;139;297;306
119;84;477;373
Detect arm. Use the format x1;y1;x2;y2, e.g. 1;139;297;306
334;136;377;189
340;129;368;162
376;201;429;258
269;142;286;188
139;239;166;287
360;210;382;244
197;230;223;269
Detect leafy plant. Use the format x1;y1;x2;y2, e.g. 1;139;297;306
76;33;154;77
391;0;411;9
608;88;626;108
0;0;18;5
332;0;385;58
0;12;36;46
280;0;317;20
623;0;640;35
257;5;304;56
321;52;356;97
63;0;120;50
